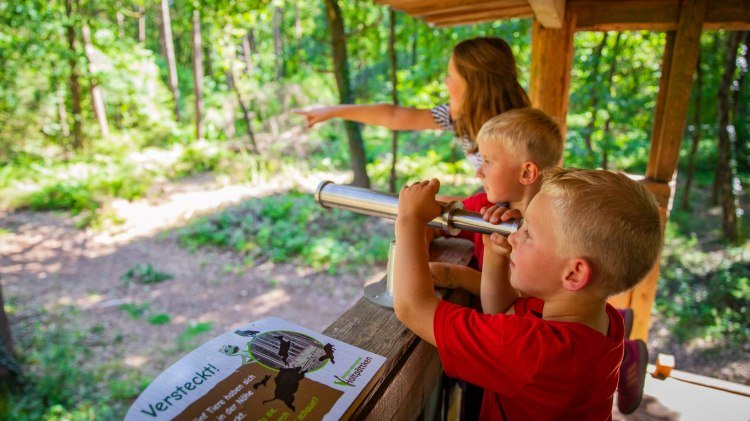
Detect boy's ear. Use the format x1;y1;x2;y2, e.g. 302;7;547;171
561;258;592;292
519;161;540;185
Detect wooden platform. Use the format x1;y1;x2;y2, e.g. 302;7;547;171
322;237;474;419
615;366;750;420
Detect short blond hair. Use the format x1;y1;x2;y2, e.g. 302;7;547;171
476;108;563;170
541;168;662;295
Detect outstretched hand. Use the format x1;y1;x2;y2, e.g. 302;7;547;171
397;179;441;224
480;204;521;256
293;107;332;128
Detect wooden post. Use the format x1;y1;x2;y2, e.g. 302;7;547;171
529;9;575;140
633;0;705;341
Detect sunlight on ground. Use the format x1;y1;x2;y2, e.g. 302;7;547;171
92;169;352;251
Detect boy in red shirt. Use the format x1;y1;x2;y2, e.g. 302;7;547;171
429;109;649;414
393;168;662;419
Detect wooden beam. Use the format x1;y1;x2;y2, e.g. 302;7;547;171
426;6;532;26
529;0;565;28
387;0;526;18
647;0;705;183
571;0;750;31
529;11;576;139
630;205;668;341
634;0;703;339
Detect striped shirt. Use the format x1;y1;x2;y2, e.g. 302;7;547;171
431;104;483;170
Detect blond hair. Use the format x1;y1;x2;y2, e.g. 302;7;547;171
452;37;531;152
541;168;662;295
476;108;563;170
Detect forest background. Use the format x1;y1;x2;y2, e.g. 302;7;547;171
0;0;748;418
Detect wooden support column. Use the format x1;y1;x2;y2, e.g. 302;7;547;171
632;0;705;341
529;10;575;140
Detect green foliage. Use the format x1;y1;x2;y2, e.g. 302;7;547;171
176;321;214;351
178;191;392;274
2;311;134;419
657;223;750;343
147;313;172;325
119;302;149;320
120;263;174;285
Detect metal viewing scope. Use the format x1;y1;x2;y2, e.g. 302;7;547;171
314;180;522;236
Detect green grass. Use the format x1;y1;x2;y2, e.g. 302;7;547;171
2;311;138;419
120;263;174;285
119;303;149;320
654;170;750;345
177;191;393;274
147;313;171;325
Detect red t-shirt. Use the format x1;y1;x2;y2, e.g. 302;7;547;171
434;298;624;420
454;192;497;270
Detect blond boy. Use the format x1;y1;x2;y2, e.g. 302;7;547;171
393;169;661;418
429;108;563;310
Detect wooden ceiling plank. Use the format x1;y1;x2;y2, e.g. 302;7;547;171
528;0;565;28
410;1;527;18
425;6;533;26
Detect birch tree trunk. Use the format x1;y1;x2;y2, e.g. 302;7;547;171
160;0;181;121
82;24;109;138
717;32;741;242
192;9;204;140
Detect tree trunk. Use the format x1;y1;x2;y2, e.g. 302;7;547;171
57;88;70;137
294;2;302;54
160;0;181;122
65;0;83;150
600;32;621;170
82;24;109;138
717;32;741;242
273;6;284;81
116;11;124;38
242;31;254;74
730;32;749;162
389;8;399;193
0;285;20;386
712;33;723;205
681;51;703;211
228;54;259;154
138;4;146;44
192;9;204;140
323;0;370;188
582;32;609;156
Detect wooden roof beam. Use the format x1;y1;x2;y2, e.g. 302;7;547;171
426;6;532;27
385;0;526;18
571;0;750;31
529;0;565;28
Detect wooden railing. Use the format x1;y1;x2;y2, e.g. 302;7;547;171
323;238;474;419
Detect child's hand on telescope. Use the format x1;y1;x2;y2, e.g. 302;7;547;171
480;205;520;257
397;179;441;224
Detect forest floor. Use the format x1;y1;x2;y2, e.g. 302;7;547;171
1;167;748;415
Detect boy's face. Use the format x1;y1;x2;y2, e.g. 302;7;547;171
507;192;566;297
476;140;524;204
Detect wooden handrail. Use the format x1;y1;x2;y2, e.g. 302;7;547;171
323;238;474;419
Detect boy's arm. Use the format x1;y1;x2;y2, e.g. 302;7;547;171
393;179;443;347
429;262;481;296
479;206;522;315
480;247;516;314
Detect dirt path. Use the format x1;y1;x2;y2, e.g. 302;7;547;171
0;170;387;381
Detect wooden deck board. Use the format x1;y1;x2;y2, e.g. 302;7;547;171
615;365;750;420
